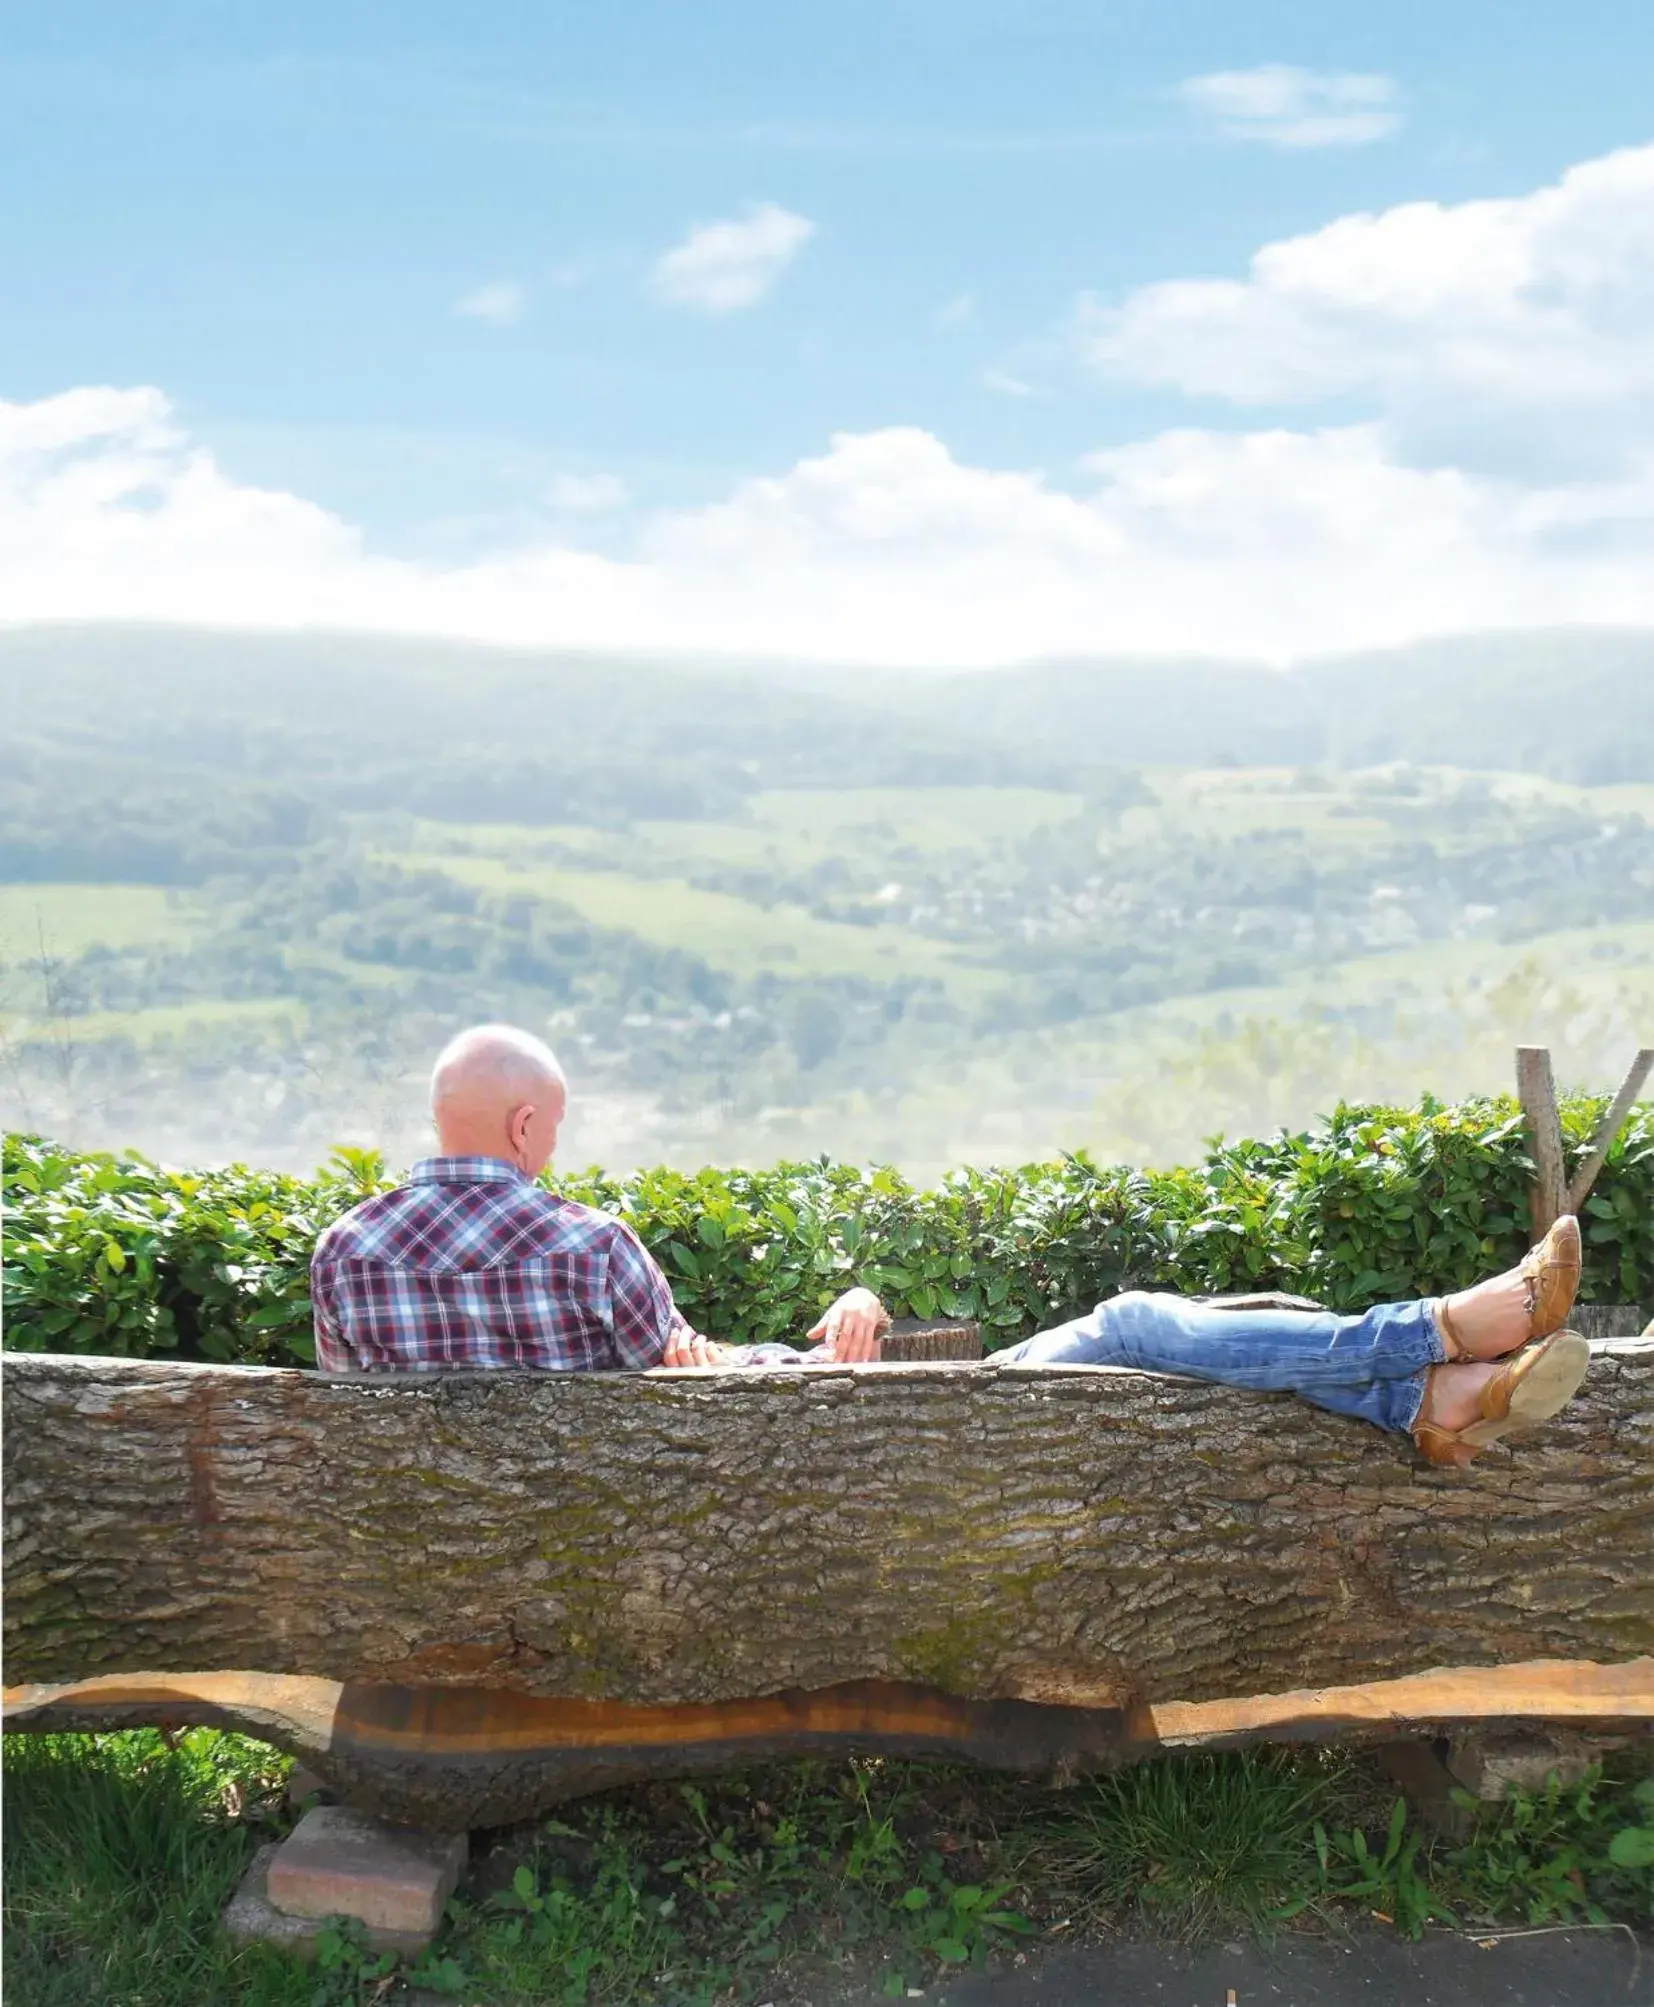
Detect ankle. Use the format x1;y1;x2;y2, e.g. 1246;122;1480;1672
1422;1359;1497;1432
1438;1271;1531;1361
1433;1298;1465;1361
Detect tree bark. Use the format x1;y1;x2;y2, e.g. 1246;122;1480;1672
6;1347;1652;1711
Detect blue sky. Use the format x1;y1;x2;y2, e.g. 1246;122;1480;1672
3;2;1653;661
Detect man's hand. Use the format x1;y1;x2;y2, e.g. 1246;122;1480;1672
808;1286;890;1363
661;1326;731;1369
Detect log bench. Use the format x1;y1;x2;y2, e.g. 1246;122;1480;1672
5;1340;1653;1828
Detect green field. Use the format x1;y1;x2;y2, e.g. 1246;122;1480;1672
1582;781;1654;820
1120;765;1654;851
0;884;194;960
7;740;1653;1174
733;917;1654;1178
404;850;993;988
1110;917;1654;1038
1126;768;1395;845
8;998;309;1048
745;785;1087;852
394;784;1086;877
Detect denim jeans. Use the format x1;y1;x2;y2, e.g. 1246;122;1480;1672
992;1290;1447;1435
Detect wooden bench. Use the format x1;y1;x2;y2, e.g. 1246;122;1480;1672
6;1338;1652;1827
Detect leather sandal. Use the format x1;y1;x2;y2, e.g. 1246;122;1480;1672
1436;1212;1582;1358
1522;1213;1582;1340
1413;1328;1590;1466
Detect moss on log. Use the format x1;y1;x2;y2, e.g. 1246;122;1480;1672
6;1345;1652;1711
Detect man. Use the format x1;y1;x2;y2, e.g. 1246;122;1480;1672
310;1023;889;1377
314;1023;1590;1468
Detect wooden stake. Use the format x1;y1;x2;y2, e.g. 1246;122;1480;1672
1567;1047;1654;1214
1515;1046;1567;1236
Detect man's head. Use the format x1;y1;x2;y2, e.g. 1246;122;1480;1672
430;1024;567;1176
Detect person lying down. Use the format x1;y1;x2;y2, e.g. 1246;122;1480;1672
311;1025;1590;1470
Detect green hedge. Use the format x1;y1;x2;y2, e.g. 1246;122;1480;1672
4;1095;1651;1368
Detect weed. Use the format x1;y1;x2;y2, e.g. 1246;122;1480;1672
883;1857;1033;1992
307;1918;401;2006
1441;1763;1654;1929
449;1830;679;2006
1316;1797;1457;1939
1611;1776;1654;1871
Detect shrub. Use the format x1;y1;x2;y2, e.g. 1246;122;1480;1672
4;1094;1650;1369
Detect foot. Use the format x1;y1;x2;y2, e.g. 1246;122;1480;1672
1415;1330;1590;1468
1436;1275;1532;1360
1435;1215;1582;1360
1417;1362;1504;1463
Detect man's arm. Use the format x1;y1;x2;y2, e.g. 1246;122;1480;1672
607;1227;890;1370
606;1222;706;1368
309;1237;350;1374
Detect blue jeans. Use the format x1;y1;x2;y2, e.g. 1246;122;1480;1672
993;1290;1447;1435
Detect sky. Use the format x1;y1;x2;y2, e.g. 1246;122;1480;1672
3;0;1654;665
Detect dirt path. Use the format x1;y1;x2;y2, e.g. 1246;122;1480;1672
902;1927;1649;2007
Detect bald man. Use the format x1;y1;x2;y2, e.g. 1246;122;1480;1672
310;1023;889;1375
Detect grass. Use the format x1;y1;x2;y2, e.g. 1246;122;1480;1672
407;772;1654;884
1;1729;310;2007
1125;764;1654;856
1013;1747;1357;1940
0;883;194;961
5;997;309;1049
398;852;995;991
0;884;204;1030
398;787;1086;877
743;786;1087;855
6;1731;1650;2007
1125;768;1398;848
1582;780;1654;820
1039;916;1654;1089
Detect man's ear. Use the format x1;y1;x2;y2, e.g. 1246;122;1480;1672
507;1101;534;1163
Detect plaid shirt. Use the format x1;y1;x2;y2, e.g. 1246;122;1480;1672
310;1156;694;1374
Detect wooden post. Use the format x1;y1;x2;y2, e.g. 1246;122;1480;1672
1567;1048;1654;1214
1515;1046;1568;1236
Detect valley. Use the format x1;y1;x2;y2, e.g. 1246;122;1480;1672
4;624;1652;1175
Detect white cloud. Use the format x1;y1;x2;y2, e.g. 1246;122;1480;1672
1178;65;1401;148
453;280;526;325
5;390;1651;667
6;147;1652;669
545;472;631;514
1079;145;1654;424
936;291;976;329
651;202;814;314
0;387;399;618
